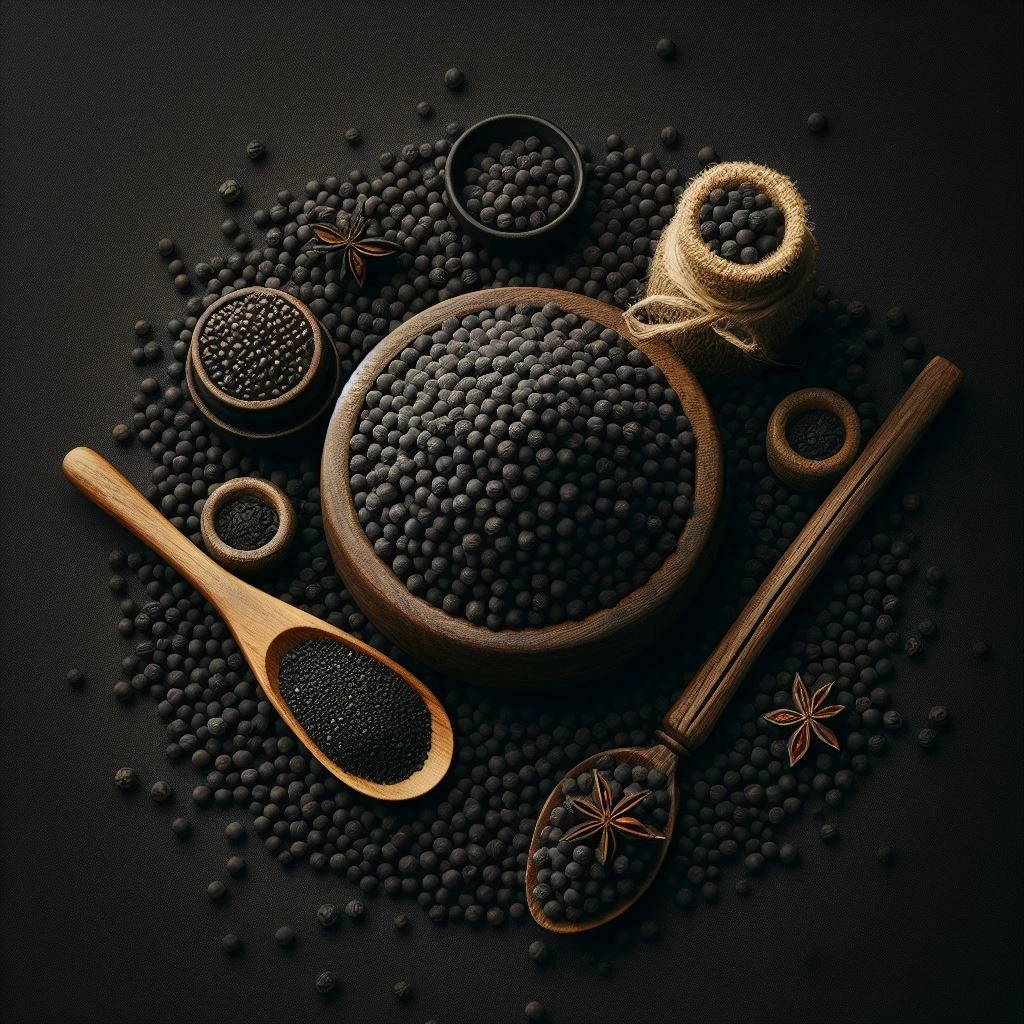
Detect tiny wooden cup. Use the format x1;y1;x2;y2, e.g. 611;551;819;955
186;286;341;447
200;477;296;575
767;387;861;491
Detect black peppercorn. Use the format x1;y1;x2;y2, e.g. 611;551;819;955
150;780;173;804
246;140;266;162
218;179;243;205
660;125;679;147
114;767;137;791
806;112;828;134
315;971;336;996
344;126;362;145
392;913;410;933
207;880;227;902
444;67;465;91
655;37;676;60
274;925;296;949
524;1000;545;1022
225;821;246;844
317;903;340;929
171;817;191;839
226;855;246;877
66;668;85;688
416;100;433;119
927;706;950;729
345;898;365;921
222;933;242;956
527;940;549;965
971;640;991;660
820;823;839;842
917;727;938;750
394;980;413;1002
112;423;131;444
877;845;894;865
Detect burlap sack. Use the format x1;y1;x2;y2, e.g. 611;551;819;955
625;161;817;379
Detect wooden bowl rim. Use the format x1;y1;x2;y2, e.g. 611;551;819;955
190;286;325;413
321;287;722;668
444;114;586;243
766;386;861;485
200;476;297;572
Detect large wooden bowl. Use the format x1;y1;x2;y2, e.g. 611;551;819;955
321;288;722;686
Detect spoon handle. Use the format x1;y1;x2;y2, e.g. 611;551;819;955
660;356;962;752
62;447;250;615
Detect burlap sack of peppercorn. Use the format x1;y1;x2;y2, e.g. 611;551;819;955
624;160;817;378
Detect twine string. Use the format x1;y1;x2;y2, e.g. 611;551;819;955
624;199;816;356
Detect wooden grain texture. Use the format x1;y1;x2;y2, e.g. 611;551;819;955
320;286;724;686
662;356;962;749
61;447;453;801
525;742;679;934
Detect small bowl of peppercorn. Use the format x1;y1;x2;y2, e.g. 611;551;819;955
186;286;342;446
445;114;587;245
201;476;296;574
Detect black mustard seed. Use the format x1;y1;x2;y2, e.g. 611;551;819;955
214;495;279;551
278;638;431;784
786;408;845;460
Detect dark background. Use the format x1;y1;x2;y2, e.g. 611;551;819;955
1;2;1021;1022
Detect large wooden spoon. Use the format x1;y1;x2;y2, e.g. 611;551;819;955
527;356;962;932
62;446;454;801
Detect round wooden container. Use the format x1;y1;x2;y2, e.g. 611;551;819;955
321;287;723;686
766;387;860;491
186;286;341;447
200;476;297;575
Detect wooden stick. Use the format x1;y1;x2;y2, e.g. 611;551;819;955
662;356;962;750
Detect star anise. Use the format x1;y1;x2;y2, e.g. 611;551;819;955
561;769;666;866
763;673;844;766
304;197;402;289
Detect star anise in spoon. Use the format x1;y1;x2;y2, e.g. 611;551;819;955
560;769;666;866
763;673;845;766
304;197;402;289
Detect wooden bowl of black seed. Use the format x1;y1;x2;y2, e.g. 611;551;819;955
186;286;341;446
321;287;722;687
445;115;586;245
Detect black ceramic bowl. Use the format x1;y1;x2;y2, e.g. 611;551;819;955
445;114;586;245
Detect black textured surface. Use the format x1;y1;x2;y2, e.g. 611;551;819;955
0;3;1021;1024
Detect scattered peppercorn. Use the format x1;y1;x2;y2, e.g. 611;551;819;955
660;125;679;147
524;1000;545;1022
345;899;365;921
917;727;938;750
927;706;950;729
112;423;131;444
225;821;246;844
207;880;227;902
114;767;137;791
877;845;894;865
226;855;246;877
820;823;839;842
67;668;85;689
246;140;266;162
317;903;339;929
222;933;242;956
807;112;828;134
315;971;336;996
527;940;549;965
697;145;718;166
655;37;676;60
394;980;413;1002
416;100;433;119
443;67;465;91
150;780;173;804
344;126;362;145
171;817;191;839
392;913;410;933
218;179;243;205
274;924;296;948
971;640;991;660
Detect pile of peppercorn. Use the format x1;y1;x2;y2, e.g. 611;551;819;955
460;137;575;233
699;182;784;264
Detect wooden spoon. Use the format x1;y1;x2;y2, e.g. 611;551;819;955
62;446;454;801
527;356;962;932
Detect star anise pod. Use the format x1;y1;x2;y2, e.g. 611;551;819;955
763;673;844;766
561;769;666;866
304;197;402;289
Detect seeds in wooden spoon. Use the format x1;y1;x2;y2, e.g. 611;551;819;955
278;638;431;785
532;756;670;924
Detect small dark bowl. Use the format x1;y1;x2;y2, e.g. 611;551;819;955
445;114;586;246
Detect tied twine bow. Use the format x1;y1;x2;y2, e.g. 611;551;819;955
623;211;816;359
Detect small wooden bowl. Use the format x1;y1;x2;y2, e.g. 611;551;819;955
186;286;341;447
321;287;723;687
766;387;861;491
444;114;586;246
200;477;296;574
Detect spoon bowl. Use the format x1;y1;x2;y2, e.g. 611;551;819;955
62;447;454;801
525;743;679;933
